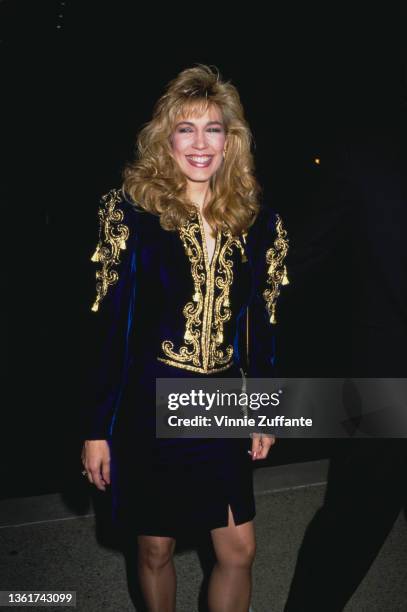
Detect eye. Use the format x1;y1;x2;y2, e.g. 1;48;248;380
178;127;193;133
207;127;222;133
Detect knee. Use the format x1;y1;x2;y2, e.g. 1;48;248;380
241;540;256;568
138;538;174;572
217;540;256;570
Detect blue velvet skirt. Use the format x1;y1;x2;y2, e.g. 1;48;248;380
108;361;255;538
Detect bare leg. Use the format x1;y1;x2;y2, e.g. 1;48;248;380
208;507;256;612
137;535;176;612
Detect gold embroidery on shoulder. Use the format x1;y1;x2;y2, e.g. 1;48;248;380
263;214;289;323
90;189;129;312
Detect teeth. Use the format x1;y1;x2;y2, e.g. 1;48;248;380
188;156;212;162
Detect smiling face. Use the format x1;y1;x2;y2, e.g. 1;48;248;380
170;104;227;188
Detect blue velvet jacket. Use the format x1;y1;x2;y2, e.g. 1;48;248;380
83;188;289;440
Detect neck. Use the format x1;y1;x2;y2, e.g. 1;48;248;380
186;181;211;212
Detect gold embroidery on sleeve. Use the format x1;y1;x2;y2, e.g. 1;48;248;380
263;214;290;324
90;189;129;312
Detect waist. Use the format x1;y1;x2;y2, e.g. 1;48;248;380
156;358;242;379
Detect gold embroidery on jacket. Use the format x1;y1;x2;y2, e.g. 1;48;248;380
209;230;242;368
161;218;205;367
157;358;234;374
159;211;242;373
263;214;290;323
90;189;129;312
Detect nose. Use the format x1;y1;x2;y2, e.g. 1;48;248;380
192;129;208;150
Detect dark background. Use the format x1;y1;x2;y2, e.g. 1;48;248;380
3;2;406;499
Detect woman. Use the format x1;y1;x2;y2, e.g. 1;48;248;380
81;64;289;612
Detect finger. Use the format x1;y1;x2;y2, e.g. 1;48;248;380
251;437;261;453
250;435;262;460
102;459;111;485
256;444;270;459
257;436;276;459
89;465;106;491
263;435;276;448
248;433;274;459
84;468;94;485
254;442;266;460
81;459;92;483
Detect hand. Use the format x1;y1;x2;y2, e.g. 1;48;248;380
249;432;276;461
81;440;111;491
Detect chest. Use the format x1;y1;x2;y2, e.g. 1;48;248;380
200;213;217;264
141;214;252;312
136;214;252;373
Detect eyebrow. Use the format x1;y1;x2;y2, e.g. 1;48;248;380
175;120;224;127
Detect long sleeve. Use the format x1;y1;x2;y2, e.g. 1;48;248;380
82;189;138;441
244;207;290;377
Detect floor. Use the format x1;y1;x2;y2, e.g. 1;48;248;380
1;460;406;611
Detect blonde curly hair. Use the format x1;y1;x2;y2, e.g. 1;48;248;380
122;64;261;236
